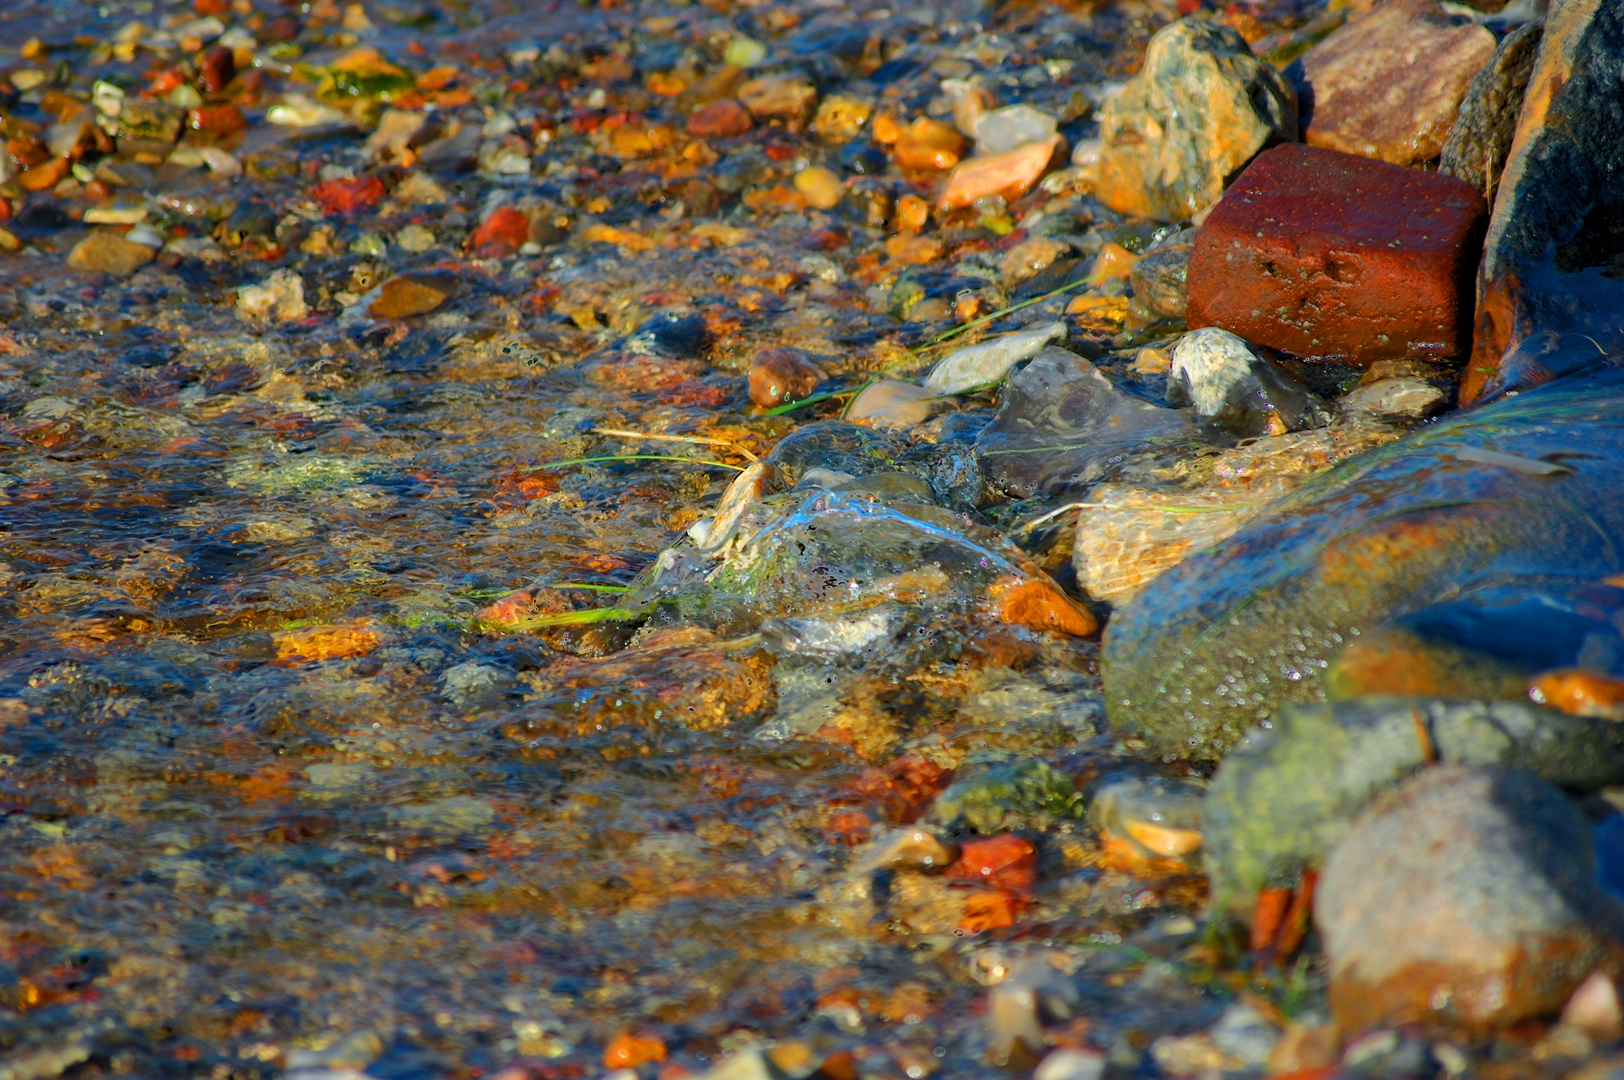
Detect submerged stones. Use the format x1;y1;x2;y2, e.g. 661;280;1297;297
975;347;1193;497
1102;367;1624;759
1317;766;1624;1033
66;231;155;276
1185;144;1488;366
1293;2;1495;166
1095;18;1297;222
924;321;1067;396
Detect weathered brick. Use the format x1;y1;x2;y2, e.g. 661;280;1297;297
1185;144;1487;366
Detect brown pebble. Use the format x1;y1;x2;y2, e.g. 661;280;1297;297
749;348;826;407
66;232;156;276
369;273;459;319
200;45;236;95
687;99;754;138
991;576;1098;638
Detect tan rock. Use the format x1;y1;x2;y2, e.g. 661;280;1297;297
1296;2;1496;166
369;273;459;319
812;95;872;142
66;231;155;276
793;166;842;210
936;134;1062;210
738;71;817;128
846;380;942;431
1096;18;1297;221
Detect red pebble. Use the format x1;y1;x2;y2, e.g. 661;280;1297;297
687;99;754;138
948;835;1037;894
200;46;236;95
309;175;387;217
467;205;531;258
1185;143;1487;366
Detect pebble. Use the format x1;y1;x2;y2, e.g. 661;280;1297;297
1293;2;1495;167
891;118;963;172
1441;20;1542;204
972;103;1058;156
936;134;1061;210
924;320;1067;395
1564;971;1624;1042
1186;143;1487;366
998;237;1070;285
368;273;459;319
237;269;309;322
1316;765;1624;1032
723;35;766;69
1167;326;1328;437
1096;17;1297;221
813;95;872;142
1466;0;1624;404
688;99;754;138
1033;1048;1105;1080
793;165;842;210
748;347;827;407
1129;241;1191;320
396;224;436;253
845;380;942;431
1338;376;1447;418
737;71;817;128
65;231;156;276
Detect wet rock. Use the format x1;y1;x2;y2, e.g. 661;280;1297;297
1293;3;1495;166
933;761;1085;835
622;311;708;359
738;71;817;128
749;347;827;407
369;272;459;319
1102;367;1624;759
440;661;515;707
763;421;907;485
65;232;155;276
846;380;942;431
974;104;1058;157
688;99;754;138
1033;1048;1105;1080
760;605;910;661
237;269;308;322
1090;774;1205;864
1316;765;1624;1032
691;461;780;555
793;165;842;209
832;471;938;507
1440;19;1543;202
1339;376;1448;418
937;135;1064;211
999;237;1070;286
1167;327;1329;437
895;116;967;171
1186;144;1487;366
813;95;872;142
975;347;1194;498
1564;970;1624;1041
1129;242;1191;320
1096;18;1297;222
924;321;1067;396
1465;0;1624;404
1204;698;1624;917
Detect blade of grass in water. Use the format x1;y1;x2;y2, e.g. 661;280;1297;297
523;454;744;472
763;388;856;416
482;607;640;631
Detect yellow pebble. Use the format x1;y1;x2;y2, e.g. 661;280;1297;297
793;166;843;210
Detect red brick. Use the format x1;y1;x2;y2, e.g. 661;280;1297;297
1185;144;1487;366
687;99;753;139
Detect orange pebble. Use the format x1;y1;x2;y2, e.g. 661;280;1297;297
1090;241;1139;283
604;1032;668;1070
892;117;965;171
893;193;929;234
870;111;906;145
1530;668;1624;717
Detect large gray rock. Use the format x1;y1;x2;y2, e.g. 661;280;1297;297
1439;19;1544;203
1317;766;1624;1033
1096;18;1297;222
975;347;1194;497
1465;0;1624;404
1205;698;1624;917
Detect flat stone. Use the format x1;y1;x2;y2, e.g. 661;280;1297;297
1096;17;1297;222
1440;19;1543;203
1293;2;1495;166
1465;0;1624;405
65;231;155;276
1317;766;1624;1033
924;321;1066;395
1205;698;1624;918
937;135;1062;210
737;72;817;128
845;380;942;431
1185;143;1488;366
368;273;458;319
1339;376;1448;418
